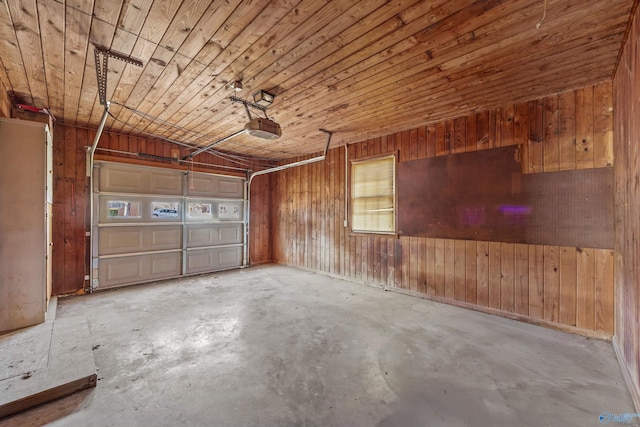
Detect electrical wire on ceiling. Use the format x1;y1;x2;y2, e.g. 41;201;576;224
106;108;278;169
536;0;548;29
104;101;306;169
92;46;304;169
107;101;297;159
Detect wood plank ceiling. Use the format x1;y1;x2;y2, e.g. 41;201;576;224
0;0;634;162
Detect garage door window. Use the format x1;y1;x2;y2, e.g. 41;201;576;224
107;201;141;218
351;155;396;234
152;202;180;218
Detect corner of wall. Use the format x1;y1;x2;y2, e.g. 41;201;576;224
612;0;640;414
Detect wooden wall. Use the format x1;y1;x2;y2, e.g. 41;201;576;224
0;79;11;118
51;125;89;295
272;81;614;335
49;124;271;295
613;3;640;410
250;174;272;264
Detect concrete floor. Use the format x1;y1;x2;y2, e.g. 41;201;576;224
1;265;634;427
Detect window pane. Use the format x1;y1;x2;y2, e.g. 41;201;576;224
351;156;395;233
107;201;141;218
188;203;213;219
152;202;180;218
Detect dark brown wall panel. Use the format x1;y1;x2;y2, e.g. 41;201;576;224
398;147;614;248
272;82;614;335
613;3;640;411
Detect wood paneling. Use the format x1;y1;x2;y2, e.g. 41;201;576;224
613;3;640;411
0;77;10;118
272;82;615;335
0;1;632;159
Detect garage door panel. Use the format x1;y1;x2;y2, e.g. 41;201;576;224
186;246;242;274
187;173;244;198
218;225;242;243
218;178;243;198
150;227;182;247
187;223;242;247
98;252;181;288
99;226;182;255
218;247;241;266
150;253;181;275
99;163;182;195
187;225;212;246
100;257;143;285
99;228;144;254
149;172;182;194
95;162;245;290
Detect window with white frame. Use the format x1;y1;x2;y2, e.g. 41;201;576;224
351;155;396;233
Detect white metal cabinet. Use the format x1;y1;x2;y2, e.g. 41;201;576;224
0;118;52;332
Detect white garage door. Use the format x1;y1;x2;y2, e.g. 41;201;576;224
92;162;245;290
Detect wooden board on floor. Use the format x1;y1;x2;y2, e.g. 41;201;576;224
0;313;97;418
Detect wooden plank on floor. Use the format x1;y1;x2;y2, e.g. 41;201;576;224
0;315;97;418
